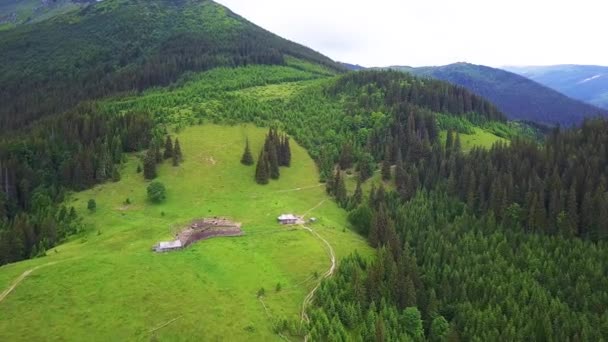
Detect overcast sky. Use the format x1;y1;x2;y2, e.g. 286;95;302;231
215;0;608;67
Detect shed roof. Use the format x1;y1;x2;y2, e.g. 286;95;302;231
158;240;183;249
278;214;298;221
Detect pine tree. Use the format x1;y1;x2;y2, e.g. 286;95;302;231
255;150;270;185
335;171;347;207
268;140;280;179
240;139;254;166
143;147;157;180
283;136;291;167
163;136;173;159
350;178;363;209
173;138;183;162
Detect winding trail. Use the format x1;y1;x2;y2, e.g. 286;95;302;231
0;262;58;304
299;225;336;328
274;184;323;193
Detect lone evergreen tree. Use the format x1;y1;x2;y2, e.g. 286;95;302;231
255;150;270;185
241;139;254;166
174;138;183;162
143;148;157;180
163;136;173;159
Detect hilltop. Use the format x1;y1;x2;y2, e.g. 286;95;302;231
392;62;607;126
504;64;608;110
0;0;344;129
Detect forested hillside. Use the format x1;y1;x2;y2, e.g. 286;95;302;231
0;0;343;130
394;63;608;126
1;0;608;340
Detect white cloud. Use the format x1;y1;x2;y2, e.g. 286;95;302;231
216;0;608;67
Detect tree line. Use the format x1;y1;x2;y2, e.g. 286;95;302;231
0;104;154;265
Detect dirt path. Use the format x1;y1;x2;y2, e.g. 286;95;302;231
0;261;58;304
275;184;323;193
299;225;336;328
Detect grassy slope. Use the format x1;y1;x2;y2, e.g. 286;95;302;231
439;127;508;152
0;125;372;341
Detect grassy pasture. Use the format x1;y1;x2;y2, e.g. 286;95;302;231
0;124;372;341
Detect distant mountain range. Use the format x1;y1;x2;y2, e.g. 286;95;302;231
389;63;607;126
504;65;608;110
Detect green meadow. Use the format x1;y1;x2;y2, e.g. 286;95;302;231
0;125;372;341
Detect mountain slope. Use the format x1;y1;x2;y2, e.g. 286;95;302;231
504;64;608;110
0;0;344;130
394;63;607;126
0;0;94;30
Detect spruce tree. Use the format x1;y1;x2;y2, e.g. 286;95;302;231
255;150;270;185
143;148;157;180
268;140;280;180
350;178;363;209
240;139;254;166
163;136;173;159
173;138;183;162
282;136;291;167
335;171;347;207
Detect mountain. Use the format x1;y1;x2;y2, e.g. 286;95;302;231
504;64;608;110
393;62;607;126
340;62;366;71
0;0;95;29
0;0;344;130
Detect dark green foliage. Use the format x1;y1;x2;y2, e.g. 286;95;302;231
312;188;608;341
174;138;182;162
0;0;344;130
172;138;183;166
267;141;280;180
240;139;254;166
0;107;151;266
339;143;354;170
254;150;269;185
87;199;96;212
163;136;174;159
143;147;157;180
147;181;166;203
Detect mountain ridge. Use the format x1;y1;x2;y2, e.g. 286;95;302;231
504;64;608;110
390;62;607;126
0;0;344;130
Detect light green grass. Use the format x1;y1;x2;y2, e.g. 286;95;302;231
0;124;372;341
440;127;508;152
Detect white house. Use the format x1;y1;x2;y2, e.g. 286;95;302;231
277;214;299;225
